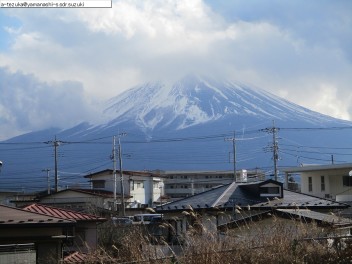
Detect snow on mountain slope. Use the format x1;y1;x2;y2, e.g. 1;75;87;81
2;74;352;191
103;75;343;131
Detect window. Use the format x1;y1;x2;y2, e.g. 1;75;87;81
92;180;105;189
343;176;352;186
308;177;312;192
321;176;325;191
261;187;280;194
136;182;144;188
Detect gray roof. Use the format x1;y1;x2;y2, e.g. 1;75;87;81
277;209;352;227
251;190;344;209
281;163;352;173
157;180;348;212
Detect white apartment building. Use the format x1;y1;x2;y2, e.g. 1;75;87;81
84;169;164;207
158;169;265;200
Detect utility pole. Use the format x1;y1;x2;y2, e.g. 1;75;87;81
42;169;51;194
112;136;117;211
225;131;237;182
261;121;279;181
45;137;62;192
118;134;126;217
273;123;279;181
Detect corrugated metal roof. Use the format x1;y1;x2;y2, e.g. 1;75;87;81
24;204;106;222
276;209;352;227
0;204;74;225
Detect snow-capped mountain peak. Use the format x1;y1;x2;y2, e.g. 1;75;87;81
103;75;339;131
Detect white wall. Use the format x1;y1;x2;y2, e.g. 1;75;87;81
300;169;352;200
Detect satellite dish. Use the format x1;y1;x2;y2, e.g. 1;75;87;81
349;170;352;177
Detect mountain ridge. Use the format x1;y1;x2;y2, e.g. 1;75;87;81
102;75;348;132
1;75;352;191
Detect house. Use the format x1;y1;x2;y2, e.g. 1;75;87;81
0;204;75;264
0;190;20;205
155;179;350;243
158;169;265;200
9;188;122;215
282;163;352;202
37;189;120;215
84;169;164;207
23;203;106;252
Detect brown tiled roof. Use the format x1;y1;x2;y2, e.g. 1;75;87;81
64;251;86;263
24;204;106;222
0;204;74;225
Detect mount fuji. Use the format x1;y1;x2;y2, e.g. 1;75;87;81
1;75;352;191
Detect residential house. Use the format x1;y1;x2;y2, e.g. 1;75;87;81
0;204;75;264
23;203;106;252
282;163;352;202
0;190;20;205
37;189;120;215
84;169;164;207
155;179;350;243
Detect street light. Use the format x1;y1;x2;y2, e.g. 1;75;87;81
0;161;3;173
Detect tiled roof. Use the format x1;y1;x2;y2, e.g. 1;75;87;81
61;189;115;198
161;184;231;211
24;204;106;222
157;180;349;212
64;251;86;263
251;190;345;209
0;204;74;225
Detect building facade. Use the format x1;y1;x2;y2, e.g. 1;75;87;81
159;169;265;200
84;169;164;207
282;163;352;202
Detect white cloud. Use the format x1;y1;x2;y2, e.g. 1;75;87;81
0;0;351;139
0;67;100;140
314;84;351;121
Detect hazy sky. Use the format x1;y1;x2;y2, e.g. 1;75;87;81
0;0;351;140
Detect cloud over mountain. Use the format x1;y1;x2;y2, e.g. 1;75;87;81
0;67;99;139
0;0;351;140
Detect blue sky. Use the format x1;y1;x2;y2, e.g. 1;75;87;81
0;0;352;140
